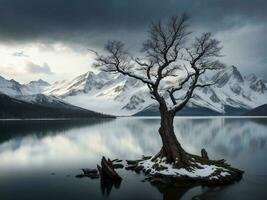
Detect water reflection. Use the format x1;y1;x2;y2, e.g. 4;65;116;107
173;118;267;162
100;178;122;197
0;118;266;200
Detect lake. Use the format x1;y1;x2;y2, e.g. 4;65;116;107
0;117;266;200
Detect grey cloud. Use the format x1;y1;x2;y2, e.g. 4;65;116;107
216;23;267;75
0;0;266;78
12;51;28;57
0;0;266;44
26;62;53;75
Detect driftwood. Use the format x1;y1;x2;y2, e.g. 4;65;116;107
97;156;122;180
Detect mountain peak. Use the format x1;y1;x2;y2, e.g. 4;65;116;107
2;64;263;116
84;71;95;79
28;79;50;86
229;65;244;82
212;65;244;87
245;74;257;82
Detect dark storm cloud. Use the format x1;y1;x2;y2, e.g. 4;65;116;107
0;0;266;77
0;0;266;44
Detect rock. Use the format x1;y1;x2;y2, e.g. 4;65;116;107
215;159;226;164
142;155;152;160
134;165;144;173
144;169;152;175
125;165;137;170
126;160;141;165
201;148;209;160
113;163;124;169
82;168;98;174
112;159;123;163
76;168;99;179
76;174;85;178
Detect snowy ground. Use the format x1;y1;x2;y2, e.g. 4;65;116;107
136;157;230;180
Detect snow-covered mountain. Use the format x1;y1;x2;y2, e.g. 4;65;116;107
1;65;266;116
25;79;50;94
42;66;267;116
0;92;111;119
0;76;50;96
185;66;267;113
43;71;150;115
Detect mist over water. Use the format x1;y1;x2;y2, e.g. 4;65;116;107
0;118;266;200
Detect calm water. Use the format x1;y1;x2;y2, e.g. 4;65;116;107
0;117;266;200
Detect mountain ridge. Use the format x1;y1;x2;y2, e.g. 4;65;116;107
0;65;266;116
0;92;112;119
43;65;266;116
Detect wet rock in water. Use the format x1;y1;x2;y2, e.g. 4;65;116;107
112;163;124;169
125;156;152;172
76;174;85;178
75;173;100;179
98;156;122;180
125;165;137;171
134;165;144;173
201;148;209;160
112;159;123;163
82;168;98;174
126;159;142;165
76;168;99;179
142;155;152;160
144;169;152;175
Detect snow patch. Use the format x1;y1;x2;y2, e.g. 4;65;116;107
137;157;230;179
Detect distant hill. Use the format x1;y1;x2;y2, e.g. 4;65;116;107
245;104;267;116
0;92;113;119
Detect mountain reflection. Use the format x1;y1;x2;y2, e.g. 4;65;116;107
173;118;267;158
0;118;266;200
0;118;266;171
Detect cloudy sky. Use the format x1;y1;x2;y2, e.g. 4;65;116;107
0;0;266;83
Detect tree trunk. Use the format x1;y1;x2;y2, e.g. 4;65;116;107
156;107;188;166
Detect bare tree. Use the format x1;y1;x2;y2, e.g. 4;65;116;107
93;14;224;167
